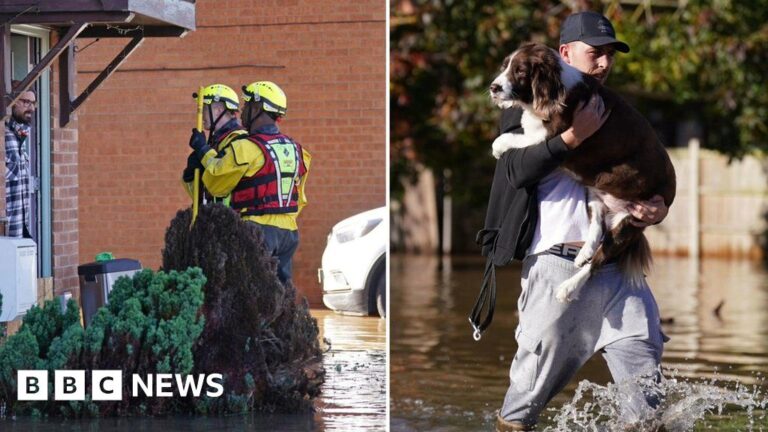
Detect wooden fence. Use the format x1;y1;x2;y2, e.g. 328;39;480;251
647;143;768;259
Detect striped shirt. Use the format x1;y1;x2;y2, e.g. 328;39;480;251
4;118;31;238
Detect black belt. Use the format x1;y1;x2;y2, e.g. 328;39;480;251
546;243;583;260
546;243;617;264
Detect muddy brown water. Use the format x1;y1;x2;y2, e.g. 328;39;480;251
0;309;386;431
390;254;768;431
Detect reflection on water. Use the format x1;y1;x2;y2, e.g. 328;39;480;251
315;310;387;431
390;254;768;431
0;310;386;432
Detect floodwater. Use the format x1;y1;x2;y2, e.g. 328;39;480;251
0;309;386;432
391;254;768;431
314;310;387;431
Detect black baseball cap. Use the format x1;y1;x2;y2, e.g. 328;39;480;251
560;11;630;53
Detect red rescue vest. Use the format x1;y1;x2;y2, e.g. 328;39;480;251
231;133;307;216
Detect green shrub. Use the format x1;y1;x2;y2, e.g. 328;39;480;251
0;204;323;417
0;268;206;417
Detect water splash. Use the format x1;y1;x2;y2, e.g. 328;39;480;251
544;370;768;431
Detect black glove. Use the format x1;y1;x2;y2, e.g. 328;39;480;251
189;129;212;159
182;151;203;182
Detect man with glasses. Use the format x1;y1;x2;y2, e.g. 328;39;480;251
4;82;36;238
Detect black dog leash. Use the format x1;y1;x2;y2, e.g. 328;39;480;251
469;228;499;341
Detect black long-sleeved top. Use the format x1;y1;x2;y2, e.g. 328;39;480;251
479;107;571;265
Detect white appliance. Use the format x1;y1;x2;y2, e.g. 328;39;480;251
0;237;37;322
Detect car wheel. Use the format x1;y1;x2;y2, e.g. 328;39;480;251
375;271;386;318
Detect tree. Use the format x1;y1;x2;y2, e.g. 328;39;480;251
609;0;768;158
391;0;557;206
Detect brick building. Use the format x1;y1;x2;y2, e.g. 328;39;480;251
2;1;386;306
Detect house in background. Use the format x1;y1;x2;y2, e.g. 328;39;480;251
1;0;386;306
1;0;196;298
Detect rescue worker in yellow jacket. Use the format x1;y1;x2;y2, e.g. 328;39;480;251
182;83;247;199
185;81;310;284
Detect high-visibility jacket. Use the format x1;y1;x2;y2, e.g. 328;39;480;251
181;127;248;201
186;129;310;231
230;133;307;216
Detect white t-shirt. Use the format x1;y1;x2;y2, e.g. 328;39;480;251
526;169;590;256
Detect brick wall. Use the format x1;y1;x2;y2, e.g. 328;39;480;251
75;0;386;305
51;36;80;294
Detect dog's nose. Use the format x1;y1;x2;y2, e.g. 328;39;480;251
490;83;502;94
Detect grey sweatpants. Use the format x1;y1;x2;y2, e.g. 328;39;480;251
499;253;666;425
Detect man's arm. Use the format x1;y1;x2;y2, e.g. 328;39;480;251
499;94;608;189
499;135;570;189
181;151;203;199
296;148;311;216
200;141;264;198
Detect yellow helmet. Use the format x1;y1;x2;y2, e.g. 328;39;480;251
242;81;287;116
194;84;239;111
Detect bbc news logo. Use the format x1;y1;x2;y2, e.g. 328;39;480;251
17;370;224;401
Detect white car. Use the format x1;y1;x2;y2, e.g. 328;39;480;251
319;207;387;317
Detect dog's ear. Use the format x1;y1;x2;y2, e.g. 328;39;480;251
531;56;565;121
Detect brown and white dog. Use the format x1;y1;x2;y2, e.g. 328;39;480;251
489;42;676;302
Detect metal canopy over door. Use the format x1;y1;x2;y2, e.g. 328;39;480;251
0;0;196;125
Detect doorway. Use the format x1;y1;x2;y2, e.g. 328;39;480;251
10;25;51;278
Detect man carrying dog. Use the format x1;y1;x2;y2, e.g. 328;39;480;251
484;12;669;431
186;81;310;285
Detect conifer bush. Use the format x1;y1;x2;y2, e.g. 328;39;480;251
0;268;206;417
162;204;324;413
0;204;323;417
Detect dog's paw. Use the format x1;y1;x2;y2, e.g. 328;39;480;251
556;266;591;303
492;134;515;159
574;250;591;268
555;285;573;303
